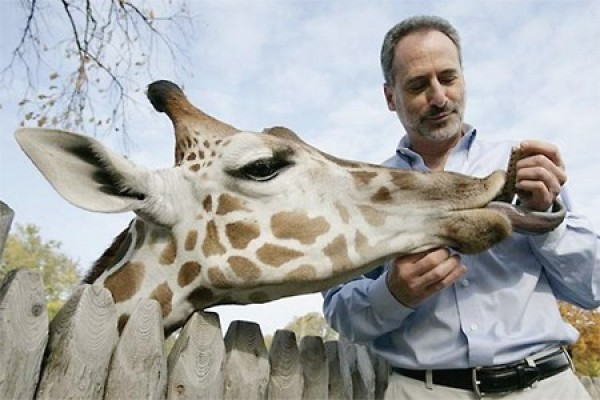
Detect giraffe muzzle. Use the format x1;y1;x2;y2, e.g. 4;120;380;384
486;147;566;234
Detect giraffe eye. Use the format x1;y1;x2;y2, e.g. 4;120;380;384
233;157;293;181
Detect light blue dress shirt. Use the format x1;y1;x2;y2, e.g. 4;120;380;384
322;125;600;369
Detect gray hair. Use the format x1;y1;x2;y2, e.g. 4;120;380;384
380;15;462;85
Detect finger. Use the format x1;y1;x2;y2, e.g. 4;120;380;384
516;155;567;187
422;262;467;299
519;140;565;169
515;166;563;196
414;254;461;289
393;248;450;280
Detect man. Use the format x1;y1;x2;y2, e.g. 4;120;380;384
322;15;599;399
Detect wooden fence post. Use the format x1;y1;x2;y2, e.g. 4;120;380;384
299;335;328;400
268;329;303;399
352;344;376;400
368;346;390;399
223;320;269;400
325;340;353;400
0;200;14;259
167;311;225;399
0;269;48;400
36;284;117;400
105;298;167;399
580;376;600;400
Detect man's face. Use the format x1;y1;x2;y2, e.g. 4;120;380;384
384;30;465;142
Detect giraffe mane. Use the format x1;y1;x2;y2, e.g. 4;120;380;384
83;225;131;284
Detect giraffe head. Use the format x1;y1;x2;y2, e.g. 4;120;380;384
15;80;564;333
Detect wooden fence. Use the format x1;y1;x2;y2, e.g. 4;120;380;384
1;201;599;399
0;268;389;399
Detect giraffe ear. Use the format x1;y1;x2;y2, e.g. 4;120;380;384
16;128;151;213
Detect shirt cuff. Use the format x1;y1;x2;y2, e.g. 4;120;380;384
367;270;415;321
528;218;567;250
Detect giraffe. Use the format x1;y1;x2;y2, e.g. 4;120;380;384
15;80;565;334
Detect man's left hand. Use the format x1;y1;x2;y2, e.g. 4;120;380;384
515;140;567;211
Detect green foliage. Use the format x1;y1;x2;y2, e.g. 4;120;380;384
559;302;600;377
1;223;80;319
284;312;339;343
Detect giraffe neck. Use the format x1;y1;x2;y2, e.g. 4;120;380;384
88;218;218;333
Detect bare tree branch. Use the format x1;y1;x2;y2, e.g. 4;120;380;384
2;0;192;146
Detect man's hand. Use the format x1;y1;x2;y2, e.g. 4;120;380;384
387;248;466;308
515;140;567;211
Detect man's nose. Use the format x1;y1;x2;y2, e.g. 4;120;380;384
428;80;448;108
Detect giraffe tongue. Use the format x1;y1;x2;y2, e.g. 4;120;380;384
483;145;565;234
485;199;566;234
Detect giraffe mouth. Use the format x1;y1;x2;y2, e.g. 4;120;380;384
482;147;566;234
485;198;565;234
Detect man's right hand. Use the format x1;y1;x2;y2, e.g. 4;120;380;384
386;248;466;308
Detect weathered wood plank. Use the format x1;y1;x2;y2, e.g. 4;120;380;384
36;284;117;400
594;377;600;400
0;200;14;259
268;329;303;399
325;340;353;400
299;335;328;400
368;346;389;400
105;298;167;399
167;311;225;399
580;376;600;400
352;344;375;400
0;269;48;400
223;320;269;400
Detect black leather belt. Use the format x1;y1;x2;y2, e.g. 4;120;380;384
392;348;572;396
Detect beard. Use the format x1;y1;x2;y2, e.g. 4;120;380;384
416;103;464;141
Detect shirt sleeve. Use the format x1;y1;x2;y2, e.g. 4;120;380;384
322;262;415;344
528;188;600;309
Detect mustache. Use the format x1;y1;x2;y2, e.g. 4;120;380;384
424;103;455;118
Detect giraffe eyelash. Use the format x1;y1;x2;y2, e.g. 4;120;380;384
227;156;294;182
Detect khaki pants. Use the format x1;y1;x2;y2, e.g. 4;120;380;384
384;369;592;400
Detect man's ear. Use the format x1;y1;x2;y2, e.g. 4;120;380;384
15;128;151;213
383;83;397;112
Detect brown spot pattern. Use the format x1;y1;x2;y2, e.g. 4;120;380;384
249;291;270;303
285;265;317;281
188;287;215;307
271;212;330;244
390;171;418;189
225;221;260;249
228;256;261;281
355;230;376;254
323;235;352;273
207;267;231;289
358;205;385;226
186;152;197;161
256;243;304;267
160;234;177;265
202;221;226;256
185;230;198;251
150;282;173;317
335;201;350;224
178;261;202;287
216;193;249;215
371;186;392;203
189;164;201;172
351;171;378;185
203;195;213;212
103;262;145;303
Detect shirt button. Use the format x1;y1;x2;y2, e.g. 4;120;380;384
461;279;470;287
470;323;479;331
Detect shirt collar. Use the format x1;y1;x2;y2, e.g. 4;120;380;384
395;124;477;170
